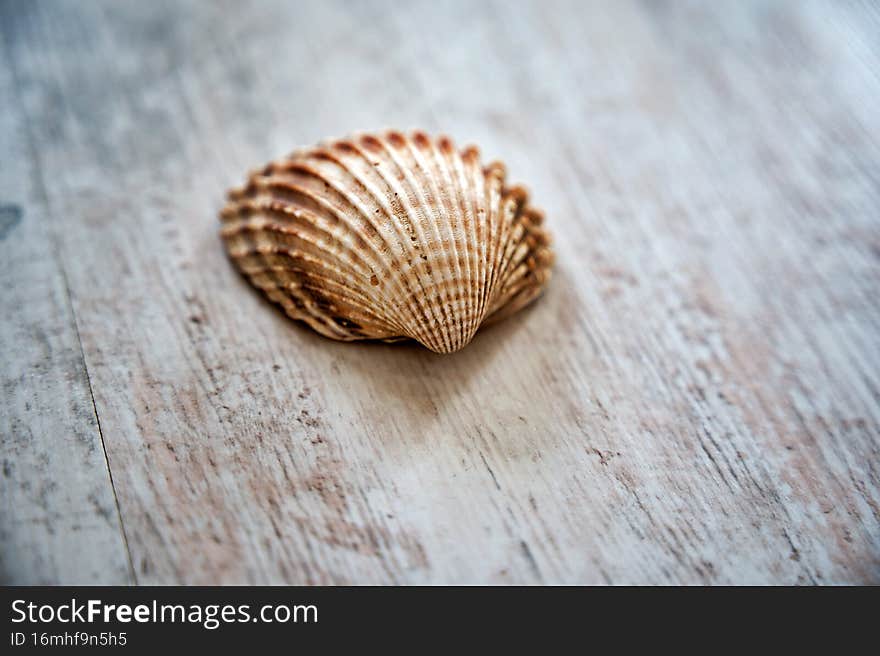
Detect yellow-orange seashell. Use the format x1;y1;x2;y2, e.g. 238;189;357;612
220;130;554;353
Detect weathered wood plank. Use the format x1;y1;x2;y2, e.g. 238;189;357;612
3;0;878;584
0;13;133;584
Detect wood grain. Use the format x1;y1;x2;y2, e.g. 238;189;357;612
1;0;878;584
0;11;132;584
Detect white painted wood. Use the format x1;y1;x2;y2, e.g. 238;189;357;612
0;12;133;584
2;0;878;584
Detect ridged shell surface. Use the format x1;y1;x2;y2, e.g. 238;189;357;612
220;130;554;353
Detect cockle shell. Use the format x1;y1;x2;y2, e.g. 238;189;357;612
220;130;554;353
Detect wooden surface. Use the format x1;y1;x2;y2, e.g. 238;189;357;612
2;0;878;585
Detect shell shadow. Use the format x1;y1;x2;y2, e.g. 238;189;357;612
311;269;578;431
337;306;529;404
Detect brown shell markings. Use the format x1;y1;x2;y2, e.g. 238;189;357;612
220;130;554;353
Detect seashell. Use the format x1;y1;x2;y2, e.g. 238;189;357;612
220;130;554;353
